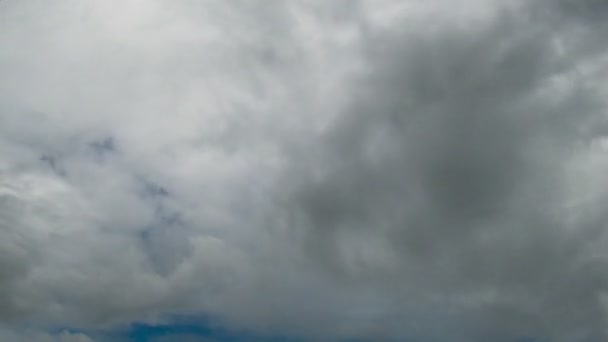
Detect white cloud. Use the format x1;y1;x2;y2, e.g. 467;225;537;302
1;0;608;341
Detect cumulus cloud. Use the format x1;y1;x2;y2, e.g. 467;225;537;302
1;0;608;341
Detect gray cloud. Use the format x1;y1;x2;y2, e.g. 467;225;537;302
0;328;95;342
276;2;608;340
0;0;608;341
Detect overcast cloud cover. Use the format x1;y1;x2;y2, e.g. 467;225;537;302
1;0;608;341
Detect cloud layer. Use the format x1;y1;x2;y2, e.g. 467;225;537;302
1;0;608;341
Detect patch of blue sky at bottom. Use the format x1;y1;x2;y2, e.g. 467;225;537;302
118;327;544;342
49;315;549;342
73;314;305;342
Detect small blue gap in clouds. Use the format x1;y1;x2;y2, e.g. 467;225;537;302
125;318;304;342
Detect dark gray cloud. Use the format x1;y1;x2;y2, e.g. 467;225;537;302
0;1;607;341
277;2;608;340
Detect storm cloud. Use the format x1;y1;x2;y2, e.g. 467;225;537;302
1;0;608;341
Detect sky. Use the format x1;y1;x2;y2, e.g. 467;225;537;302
0;0;608;341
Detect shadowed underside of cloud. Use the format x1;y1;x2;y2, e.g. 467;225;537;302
1;0;608;341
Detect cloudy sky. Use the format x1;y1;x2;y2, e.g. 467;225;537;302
1;0;608;341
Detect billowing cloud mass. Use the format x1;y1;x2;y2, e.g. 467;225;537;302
1;0;608;341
